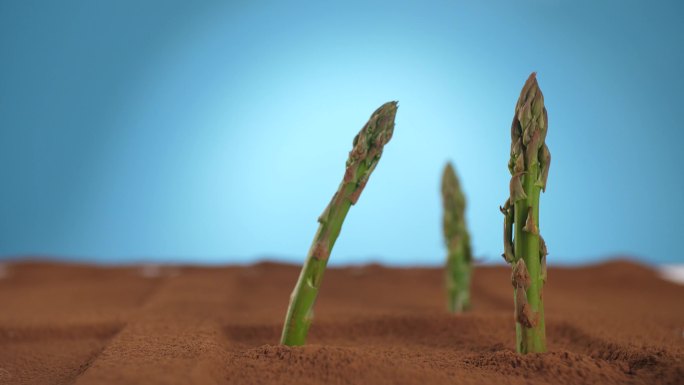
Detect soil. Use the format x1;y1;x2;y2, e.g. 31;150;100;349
0;260;682;385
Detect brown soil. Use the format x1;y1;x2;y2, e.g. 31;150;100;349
0;260;682;385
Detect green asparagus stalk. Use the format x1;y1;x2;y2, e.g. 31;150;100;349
280;101;398;346
441;162;472;313
501;73;551;354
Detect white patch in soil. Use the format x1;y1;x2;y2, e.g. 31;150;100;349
139;264;162;278
659;264;684;285
138;264;180;278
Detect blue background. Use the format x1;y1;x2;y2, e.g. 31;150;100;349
1;0;682;265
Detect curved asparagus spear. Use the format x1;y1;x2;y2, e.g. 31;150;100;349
501;73;551;354
441;162;472;313
280;101;398;346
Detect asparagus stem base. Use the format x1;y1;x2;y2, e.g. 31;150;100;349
514;163;546;353
280;183;354;346
446;257;471;313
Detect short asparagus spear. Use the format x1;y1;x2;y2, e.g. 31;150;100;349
280;101;398;346
501;73;551;354
441;162;472;313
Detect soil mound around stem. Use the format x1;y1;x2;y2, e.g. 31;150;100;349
0;260;682;384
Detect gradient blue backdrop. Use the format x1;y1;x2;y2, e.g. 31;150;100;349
1;0;682;265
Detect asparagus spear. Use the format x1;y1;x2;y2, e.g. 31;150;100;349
280;101;398;346
501;73;551;354
441;162;472;313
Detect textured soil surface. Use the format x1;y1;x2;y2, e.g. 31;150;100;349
0;260;682;385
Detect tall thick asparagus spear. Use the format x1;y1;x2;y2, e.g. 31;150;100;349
501;73;551;354
280;101;398;346
441;162;472;313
